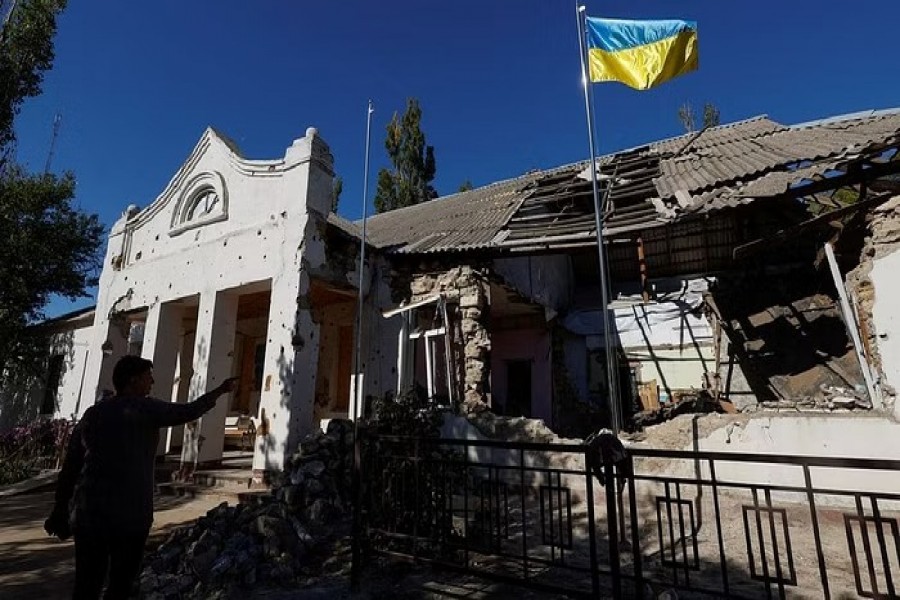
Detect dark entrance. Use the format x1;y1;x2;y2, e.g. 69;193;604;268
505;359;532;417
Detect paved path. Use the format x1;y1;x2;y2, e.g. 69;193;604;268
0;489;226;600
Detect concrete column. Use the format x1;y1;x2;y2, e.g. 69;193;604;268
253;272;320;473
141;301;184;455
84;318;130;414
167;330;195;452
181;291;238;467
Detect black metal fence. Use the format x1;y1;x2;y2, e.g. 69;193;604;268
359;434;900;599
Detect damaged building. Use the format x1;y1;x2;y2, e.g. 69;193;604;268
4;107;900;473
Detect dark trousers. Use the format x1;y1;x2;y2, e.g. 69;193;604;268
73;528;149;600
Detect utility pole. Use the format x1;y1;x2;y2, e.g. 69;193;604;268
45;113;62;173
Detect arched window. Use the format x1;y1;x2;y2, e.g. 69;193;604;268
170;171;228;236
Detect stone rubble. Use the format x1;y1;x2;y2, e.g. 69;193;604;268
138;419;355;599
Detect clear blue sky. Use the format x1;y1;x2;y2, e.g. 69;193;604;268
14;1;900;316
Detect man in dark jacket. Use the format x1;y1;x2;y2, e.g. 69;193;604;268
45;355;238;599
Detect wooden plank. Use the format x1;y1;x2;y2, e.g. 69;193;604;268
638;380;660;412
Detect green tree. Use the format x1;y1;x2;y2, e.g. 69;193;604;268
0;0;103;374
331;176;342;212
457;179;474;193
678;101;721;133
373;98;437;213
0;0;68;167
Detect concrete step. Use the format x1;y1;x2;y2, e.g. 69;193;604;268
156;481;272;505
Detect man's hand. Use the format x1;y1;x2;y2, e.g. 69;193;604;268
44;507;71;541
215;377;240;396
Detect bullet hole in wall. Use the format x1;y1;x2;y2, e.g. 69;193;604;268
135;251;142;260
257;230;262;236
223;239;228;246
155;235;159;241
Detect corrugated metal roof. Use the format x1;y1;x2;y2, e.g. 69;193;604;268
353;108;900;256
362;166;575;254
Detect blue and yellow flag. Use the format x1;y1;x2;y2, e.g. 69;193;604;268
585;18;698;90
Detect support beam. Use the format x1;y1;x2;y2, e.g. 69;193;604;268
824;243;882;410
141;301;184;456
181;291;238;468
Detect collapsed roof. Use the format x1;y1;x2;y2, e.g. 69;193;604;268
355;108;900;256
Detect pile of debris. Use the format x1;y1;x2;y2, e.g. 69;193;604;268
757;384;873;412
632;390;722;429
139;419;355;599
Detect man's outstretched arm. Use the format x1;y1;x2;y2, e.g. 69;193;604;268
143;377;239;428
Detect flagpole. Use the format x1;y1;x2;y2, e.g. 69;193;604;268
353;99;375;422
576;5;622;433
351;99;374;592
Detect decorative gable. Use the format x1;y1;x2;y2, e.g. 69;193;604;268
169;171;229;236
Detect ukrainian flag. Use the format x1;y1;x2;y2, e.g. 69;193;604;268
586;18;698;90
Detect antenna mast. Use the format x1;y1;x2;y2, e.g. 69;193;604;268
44;113;62;173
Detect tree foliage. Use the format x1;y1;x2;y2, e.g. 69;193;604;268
331;176;343;212
0;0;68;166
457;179;474;193
678;101;721;133
0;0;103;374
0;167;104;370
373;98;437;213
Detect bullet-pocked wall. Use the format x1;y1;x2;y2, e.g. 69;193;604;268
80;126;337;472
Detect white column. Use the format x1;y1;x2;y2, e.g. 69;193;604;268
141;301;184;456
82;318;130;415
181;290;238;466
253;272;320;472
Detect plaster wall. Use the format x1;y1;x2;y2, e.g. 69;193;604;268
80;127;336;471
623;345;714;399
644;414;900;502
869;250;900;420
0;314;95;430
493;254;573;313
491;328;553;422
49;323;94;420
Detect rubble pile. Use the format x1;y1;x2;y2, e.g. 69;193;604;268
139;420;355;599
757;384;873;412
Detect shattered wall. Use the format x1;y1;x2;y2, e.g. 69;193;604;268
492;254;573;315
563;277;725;409
707;270;866;413
847;194;900;418
398;264;492;414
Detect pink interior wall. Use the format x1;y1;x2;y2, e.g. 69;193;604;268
491;328;552;422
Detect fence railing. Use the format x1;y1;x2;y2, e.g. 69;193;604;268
360;434;900;599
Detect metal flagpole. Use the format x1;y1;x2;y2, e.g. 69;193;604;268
351;99;374;591
353;99;375;422
576;5;622;433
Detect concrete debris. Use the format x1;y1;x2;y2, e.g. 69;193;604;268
139;420;354;599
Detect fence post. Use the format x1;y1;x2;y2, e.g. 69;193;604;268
605;457;622;598
584;448;601;597
626;454;644;599
350;426;364;591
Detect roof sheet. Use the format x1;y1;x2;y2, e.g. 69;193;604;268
353;108;900;256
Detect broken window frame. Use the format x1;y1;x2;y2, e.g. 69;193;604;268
384;294;456;407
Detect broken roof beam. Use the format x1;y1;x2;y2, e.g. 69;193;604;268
767;155;900;200
732;190;895;260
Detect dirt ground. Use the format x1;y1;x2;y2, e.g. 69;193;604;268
0;488;227;600
0;486;568;600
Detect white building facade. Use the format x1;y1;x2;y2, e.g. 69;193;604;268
34;126;398;474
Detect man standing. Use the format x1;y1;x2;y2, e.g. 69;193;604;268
45;355;238;599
